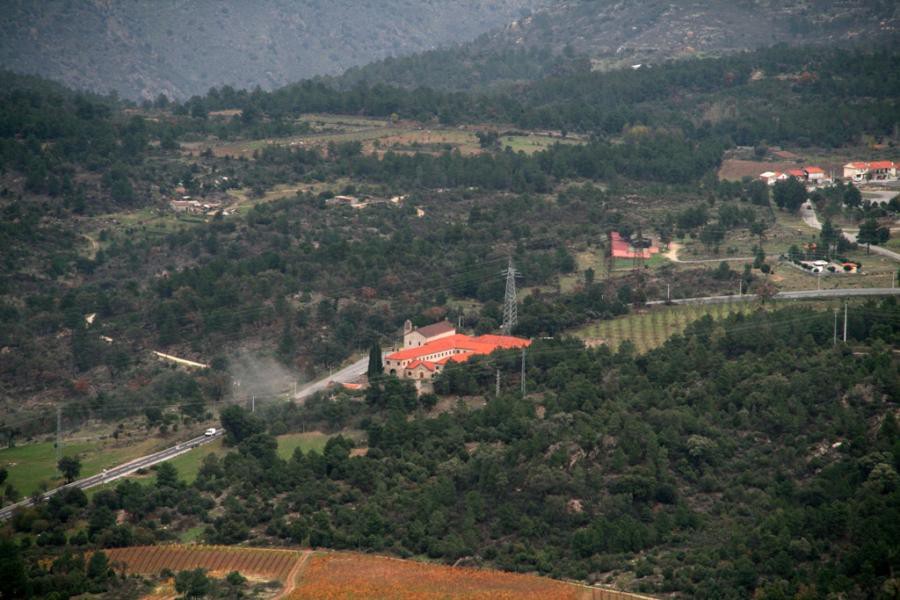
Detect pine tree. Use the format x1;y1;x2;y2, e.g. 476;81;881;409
367;342;383;379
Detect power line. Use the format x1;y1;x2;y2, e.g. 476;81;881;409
502;257;519;335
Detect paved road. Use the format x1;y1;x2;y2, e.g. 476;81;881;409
294;356;369;400
0;430;224;521
647;287;900;306
800;203;900;262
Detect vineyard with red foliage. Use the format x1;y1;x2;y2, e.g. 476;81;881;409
105;545;301;581
287;552;653;600
104;546;656;599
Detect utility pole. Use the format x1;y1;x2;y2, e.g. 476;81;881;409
667;283;671;303
55;406;62;462
251;395;256;413
833;307;838;346
520;347;526;396
843;302;848;343
502;257;519;335
495;369;501;397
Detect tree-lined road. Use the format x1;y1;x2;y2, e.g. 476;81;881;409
0;430;224;521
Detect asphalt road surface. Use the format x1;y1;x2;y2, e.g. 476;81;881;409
800;203;900;262
294;356;369;400
647;287;900;306
0;430;224;521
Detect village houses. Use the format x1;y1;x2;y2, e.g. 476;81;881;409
759;165;828;186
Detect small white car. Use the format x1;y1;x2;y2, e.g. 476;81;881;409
204;427;217;436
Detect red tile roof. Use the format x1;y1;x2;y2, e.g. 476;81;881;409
804;166;824;174
868;161;895;170
406;359;437;371
386;333;531;364
787;169;806;178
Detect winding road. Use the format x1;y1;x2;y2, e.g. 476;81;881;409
800;203;900;263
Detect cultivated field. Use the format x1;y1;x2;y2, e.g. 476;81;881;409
287;552;591;600
571;298;861;353
104;545;655;600
574;300;759;352
106;545;301;581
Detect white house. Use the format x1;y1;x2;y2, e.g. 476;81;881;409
803;166;826;183
759;171;788;186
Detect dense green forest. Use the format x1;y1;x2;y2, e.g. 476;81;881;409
3;302;897;598
189;45;900;147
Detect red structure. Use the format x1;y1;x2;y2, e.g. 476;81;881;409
609;231;659;259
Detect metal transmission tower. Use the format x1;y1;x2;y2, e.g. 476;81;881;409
501;257;520;334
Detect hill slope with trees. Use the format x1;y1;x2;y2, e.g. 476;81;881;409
0;0;542;100
334;0;900;92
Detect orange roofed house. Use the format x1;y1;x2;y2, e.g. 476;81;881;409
384;321;530;382
843;161;897;182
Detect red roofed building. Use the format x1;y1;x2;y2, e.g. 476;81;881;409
803;166;826;183
384;331;530;381
787;168;806;179
868;161;896;178
843;161;897;181
610;231;660;260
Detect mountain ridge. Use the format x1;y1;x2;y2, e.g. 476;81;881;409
0;0;543;100
333;0;900;92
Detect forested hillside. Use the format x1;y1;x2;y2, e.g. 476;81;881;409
200;45;900;147
0;0;542;100
1;43;898;439
1;26;899;599
4;303;898;598
336;0;900;91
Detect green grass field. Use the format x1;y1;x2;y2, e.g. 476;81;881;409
85;431;338;497
0;437;163;498
276;431;330;459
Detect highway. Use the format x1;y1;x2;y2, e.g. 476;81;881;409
647;287;900;306
0;430;224;521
